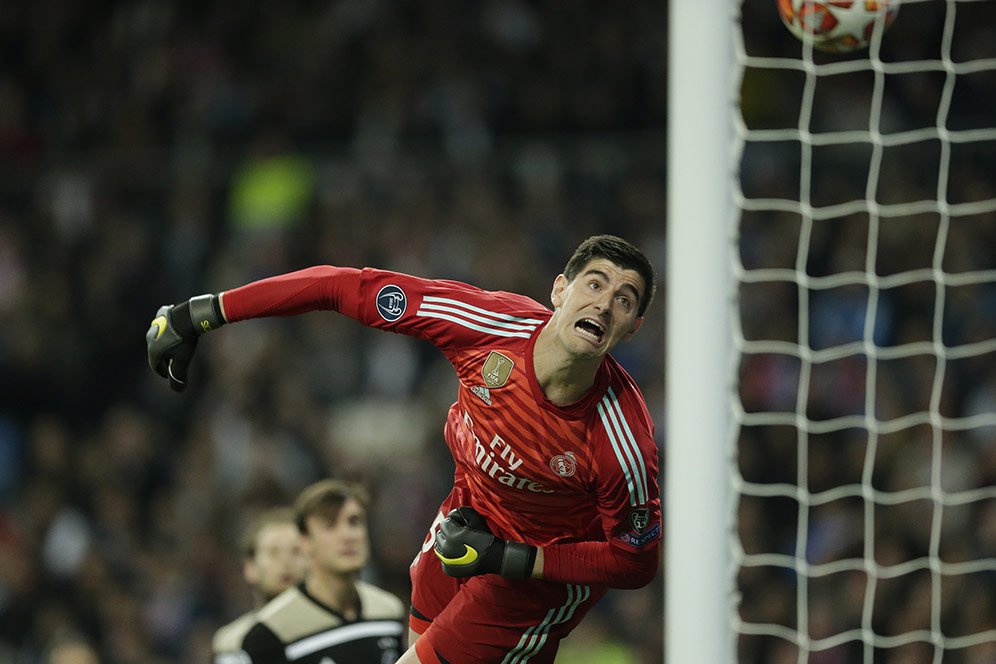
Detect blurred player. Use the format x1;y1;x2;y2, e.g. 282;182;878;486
237;479;406;662
148;234;660;663
213;507;308;663
44;632;99;664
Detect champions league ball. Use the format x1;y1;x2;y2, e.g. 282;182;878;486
777;1;899;53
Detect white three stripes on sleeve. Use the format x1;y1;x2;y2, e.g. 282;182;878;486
416;296;543;339
598;387;650;506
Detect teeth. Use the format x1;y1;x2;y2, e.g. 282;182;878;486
576;318;605;342
583;318;605;334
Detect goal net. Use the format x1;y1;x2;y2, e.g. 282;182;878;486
731;2;996;663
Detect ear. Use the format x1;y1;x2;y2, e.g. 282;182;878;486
550;274;568;308
622;316;645;342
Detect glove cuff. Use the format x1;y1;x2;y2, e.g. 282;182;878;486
500;542;537;579
188;294;225;335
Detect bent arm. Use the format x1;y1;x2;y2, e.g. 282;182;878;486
535;539;659;590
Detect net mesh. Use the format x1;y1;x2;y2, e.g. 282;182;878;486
734;1;996;662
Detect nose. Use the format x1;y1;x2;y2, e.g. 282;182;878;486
593;290;613;313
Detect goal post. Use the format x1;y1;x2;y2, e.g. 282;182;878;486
665;1;739;663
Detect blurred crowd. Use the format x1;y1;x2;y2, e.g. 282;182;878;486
0;2;665;663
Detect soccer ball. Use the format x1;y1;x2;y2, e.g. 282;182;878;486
777;1;899;53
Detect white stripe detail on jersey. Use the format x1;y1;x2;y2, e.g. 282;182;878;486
516;585;590;663
597;401;638;507
606;386;650;503
418;303;538;332
416;297;542;338
415;310;535;338
501;584;591;664
421;296;544;325
597;391;648;506
284;621;404;661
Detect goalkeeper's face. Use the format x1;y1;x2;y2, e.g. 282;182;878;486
302;498;370;576
549;258;646;360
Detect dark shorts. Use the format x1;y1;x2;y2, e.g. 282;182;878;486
409;503;605;664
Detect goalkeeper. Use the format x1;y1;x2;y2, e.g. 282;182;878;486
147;234;661;664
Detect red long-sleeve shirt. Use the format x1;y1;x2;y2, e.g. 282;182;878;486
222;265;661;589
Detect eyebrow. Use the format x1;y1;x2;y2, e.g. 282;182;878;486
582;268;643;301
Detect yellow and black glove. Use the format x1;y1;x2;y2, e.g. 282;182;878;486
146;294;225;392
433;507;536;579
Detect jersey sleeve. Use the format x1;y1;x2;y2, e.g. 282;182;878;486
221;265;548;351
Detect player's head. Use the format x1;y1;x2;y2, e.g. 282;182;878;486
294;479;371;577
241;507;309;603
550;235;655;359
563;235;656;317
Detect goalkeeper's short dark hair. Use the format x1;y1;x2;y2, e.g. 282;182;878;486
293;479;370;534
564;235;656;316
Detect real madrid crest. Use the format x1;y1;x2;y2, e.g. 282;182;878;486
481;351;514;388
549;452;577;478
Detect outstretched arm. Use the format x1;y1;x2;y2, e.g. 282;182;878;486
146;266;363;391
220;265;363;321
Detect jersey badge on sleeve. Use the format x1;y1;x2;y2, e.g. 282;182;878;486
630;507;649;533
376;285;407;321
619;507;660;548
482;351;514;388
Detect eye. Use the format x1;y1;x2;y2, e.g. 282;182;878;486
616;295;632;311
588;280;600;291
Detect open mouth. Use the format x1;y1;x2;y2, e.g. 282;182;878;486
574;318;606;345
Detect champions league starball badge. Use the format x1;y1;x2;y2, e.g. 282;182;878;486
376;284;407;321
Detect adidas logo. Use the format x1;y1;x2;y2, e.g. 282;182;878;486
470;385;492;405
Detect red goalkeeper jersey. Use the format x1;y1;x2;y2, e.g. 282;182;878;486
222;266;661;587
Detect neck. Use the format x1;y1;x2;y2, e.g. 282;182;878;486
533;324;601;406
306;569;359;620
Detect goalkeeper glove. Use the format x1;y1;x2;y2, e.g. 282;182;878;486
433;507;536;579
146;294;225;392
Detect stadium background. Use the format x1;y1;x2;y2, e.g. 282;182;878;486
0;2;665;662
1;2;993;663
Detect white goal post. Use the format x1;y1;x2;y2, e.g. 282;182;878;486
668;1;996;662
666;0;739;662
